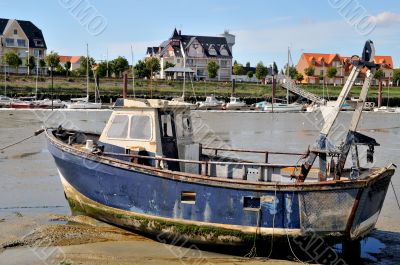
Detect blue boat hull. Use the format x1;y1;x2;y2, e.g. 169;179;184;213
46;130;394;245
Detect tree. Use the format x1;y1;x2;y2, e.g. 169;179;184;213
326;67;338;79
95;61;109;78
25;55;36;74
255;61;267;81
164;61;175;69
393;69;400;86
295;73;304;83
145;57;161;78
45;52;60;70
45;51;60;109
304;66;315;77
39;59;46;68
111;56;129;77
247;71;254;78
283;64;297;79
272;62;278;76
232;62;244;75
207;61;219;79
374;69;385;108
145;57;161;98
64;61;71;76
4;52;22;73
135;60;150;78
79;56;96;76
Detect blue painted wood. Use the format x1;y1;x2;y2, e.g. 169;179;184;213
48;141;301;229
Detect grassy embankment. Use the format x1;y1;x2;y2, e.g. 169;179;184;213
2;75;400;104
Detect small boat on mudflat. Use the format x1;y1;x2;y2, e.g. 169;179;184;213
45;40;395;248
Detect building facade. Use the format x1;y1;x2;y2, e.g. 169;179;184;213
296;53;394;86
0;18;47;74
59;56;82;71
146;29;235;81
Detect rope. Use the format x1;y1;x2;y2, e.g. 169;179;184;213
244;209;260;258
265;183;277;260
285;191;310;264
391;181;400;211
0;129;44;152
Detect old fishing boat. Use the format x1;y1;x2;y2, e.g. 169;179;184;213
46;41;395;246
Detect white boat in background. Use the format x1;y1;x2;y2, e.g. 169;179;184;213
67;44;102;110
373;106;396;113
196;95;224;110
67;97;102;109
264;102;304;112
35;98;66;109
225;97;247;110
0;95;16;107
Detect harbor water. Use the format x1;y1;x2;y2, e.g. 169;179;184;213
0;109;399;264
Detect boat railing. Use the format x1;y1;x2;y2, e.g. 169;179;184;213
102;151;301;181
202;146;306;164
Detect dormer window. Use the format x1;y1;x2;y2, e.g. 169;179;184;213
311;59;316;65
220;45;229;56
208;45;217;56
34;39;43;47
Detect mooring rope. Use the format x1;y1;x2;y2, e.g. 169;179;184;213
244;208;260;258
0;129;44;152
391;181;400;211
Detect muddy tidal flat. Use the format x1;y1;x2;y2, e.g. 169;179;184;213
0;109;400;264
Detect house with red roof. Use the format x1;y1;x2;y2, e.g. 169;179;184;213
296;53;394;86
59;55;83;71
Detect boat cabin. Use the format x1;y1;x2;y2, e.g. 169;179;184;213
99;99;199;172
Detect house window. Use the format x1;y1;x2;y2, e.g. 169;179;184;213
34;39;43;47
5;38;15;46
221;60;228;68
186;59;193;66
129;115;151;140
311;59;316;65
320;70;324;76
14;29;17;35
33;49;40;57
177;59;180;64
17;39;26;47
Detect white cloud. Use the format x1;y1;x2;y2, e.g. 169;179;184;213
369;11;400;26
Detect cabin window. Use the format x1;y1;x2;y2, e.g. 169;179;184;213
161;114;173;137
107;115;129;139
181;191;196;204
243;197;260;210
129;115;151;140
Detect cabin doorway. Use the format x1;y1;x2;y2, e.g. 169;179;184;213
159;111;180;171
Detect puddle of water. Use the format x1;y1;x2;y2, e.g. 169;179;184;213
333;236;386;263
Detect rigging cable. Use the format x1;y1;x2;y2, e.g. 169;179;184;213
391;181;400;211
0;129;44;152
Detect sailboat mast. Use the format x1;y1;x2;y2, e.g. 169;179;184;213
180;41;186;99
131;45;135;97
86;43;89;101
286;47;290;104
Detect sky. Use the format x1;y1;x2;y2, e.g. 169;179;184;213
1;0;400;69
